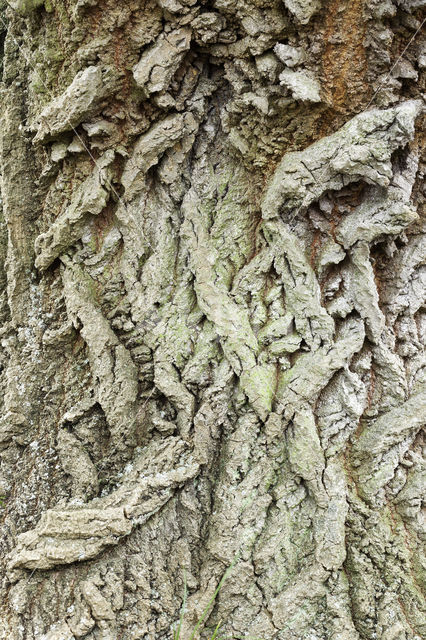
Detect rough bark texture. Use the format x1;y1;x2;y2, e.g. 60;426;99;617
0;0;425;638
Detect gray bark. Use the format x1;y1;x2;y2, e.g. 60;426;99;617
0;0;424;638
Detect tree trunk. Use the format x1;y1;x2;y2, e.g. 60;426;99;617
0;0;424;638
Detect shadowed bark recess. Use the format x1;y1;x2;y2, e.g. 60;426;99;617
0;0;424;638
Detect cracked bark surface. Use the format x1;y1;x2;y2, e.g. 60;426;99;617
0;0;424;638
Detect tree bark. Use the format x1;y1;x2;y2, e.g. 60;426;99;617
0;0;424;639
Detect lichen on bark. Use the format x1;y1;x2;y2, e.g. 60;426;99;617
0;0;424;639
